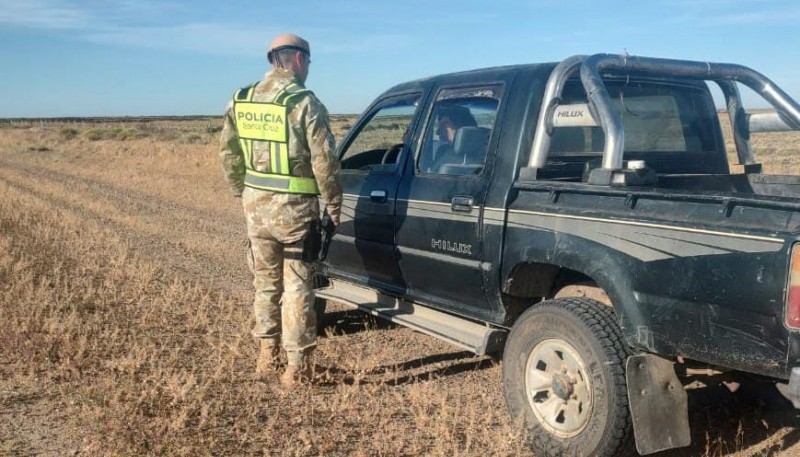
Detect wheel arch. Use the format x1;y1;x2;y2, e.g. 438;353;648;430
501;256;650;352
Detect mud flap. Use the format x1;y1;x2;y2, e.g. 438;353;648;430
626;354;691;455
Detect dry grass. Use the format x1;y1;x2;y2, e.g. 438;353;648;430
0;115;798;456
0;118;525;456
719;113;800;175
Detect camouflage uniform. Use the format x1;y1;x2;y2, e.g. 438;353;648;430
219;68;342;366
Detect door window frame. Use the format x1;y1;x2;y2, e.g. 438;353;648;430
414;83;506;179
338;91;424;176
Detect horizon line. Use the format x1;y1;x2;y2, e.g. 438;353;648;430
0;114;360;122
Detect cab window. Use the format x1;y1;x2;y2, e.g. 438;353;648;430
549;82;718;156
538;81;723;181
417;86;501;176
340;94;421;171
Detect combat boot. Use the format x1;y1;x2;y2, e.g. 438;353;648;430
255;340;281;378
279;363;313;388
280;349;314;388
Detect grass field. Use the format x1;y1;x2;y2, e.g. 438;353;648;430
1;116;798;456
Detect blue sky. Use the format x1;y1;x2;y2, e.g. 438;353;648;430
0;0;798;117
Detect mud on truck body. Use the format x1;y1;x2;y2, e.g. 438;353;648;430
314;53;800;456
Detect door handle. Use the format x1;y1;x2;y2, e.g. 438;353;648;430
370;189;388;203
451;195;474;213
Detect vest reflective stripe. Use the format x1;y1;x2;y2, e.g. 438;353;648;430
278;141;289;174
245;169;319;194
236;84;256;166
242;137;254;169
270;141;281;174
232;81;317;195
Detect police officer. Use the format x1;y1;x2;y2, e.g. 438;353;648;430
219;33;342;387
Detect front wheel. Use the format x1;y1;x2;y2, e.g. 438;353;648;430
502;297;635;457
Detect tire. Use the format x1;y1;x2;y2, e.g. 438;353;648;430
502;297;634;457
314;296;327;335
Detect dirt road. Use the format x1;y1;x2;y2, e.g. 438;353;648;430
0;121;797;456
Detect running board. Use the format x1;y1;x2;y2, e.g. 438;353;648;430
316;279;506;355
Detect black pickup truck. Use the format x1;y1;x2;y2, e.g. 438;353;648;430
315;54;800;456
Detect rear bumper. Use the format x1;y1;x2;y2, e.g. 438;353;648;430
777;367;800;409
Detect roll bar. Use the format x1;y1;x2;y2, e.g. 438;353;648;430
527;54;800;182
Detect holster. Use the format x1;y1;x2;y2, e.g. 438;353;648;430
283;220;321;263
318;211;336;261
302;220;321;263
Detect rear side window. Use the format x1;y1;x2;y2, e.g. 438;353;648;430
417;85;502;176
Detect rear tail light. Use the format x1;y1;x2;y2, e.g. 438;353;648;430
787;244;800;329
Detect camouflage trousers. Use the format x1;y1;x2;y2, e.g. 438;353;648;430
246;223;318;365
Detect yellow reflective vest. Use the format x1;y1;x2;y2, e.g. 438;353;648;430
232;82;320;195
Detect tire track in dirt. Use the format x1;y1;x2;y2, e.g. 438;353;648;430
0;158;250;294
0;156;242;243
4;156;236;227
0;380;81;457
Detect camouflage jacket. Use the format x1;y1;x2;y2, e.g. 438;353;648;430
219;68;342;242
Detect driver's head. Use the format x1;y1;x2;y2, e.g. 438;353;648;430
436;105;476;143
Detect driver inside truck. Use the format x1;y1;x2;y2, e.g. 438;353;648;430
429;104;477;173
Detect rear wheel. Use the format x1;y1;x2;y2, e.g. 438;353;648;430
502;297;634;457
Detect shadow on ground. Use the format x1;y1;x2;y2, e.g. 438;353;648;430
319;308;799;455
320;308;398;336
315;351;496;387
317;309;497;386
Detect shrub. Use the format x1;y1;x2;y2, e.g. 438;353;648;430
116;127;145;141
178;133;204;144
84;128;105;141
59;127;80;140
206;124;223;135
84;126;146;141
